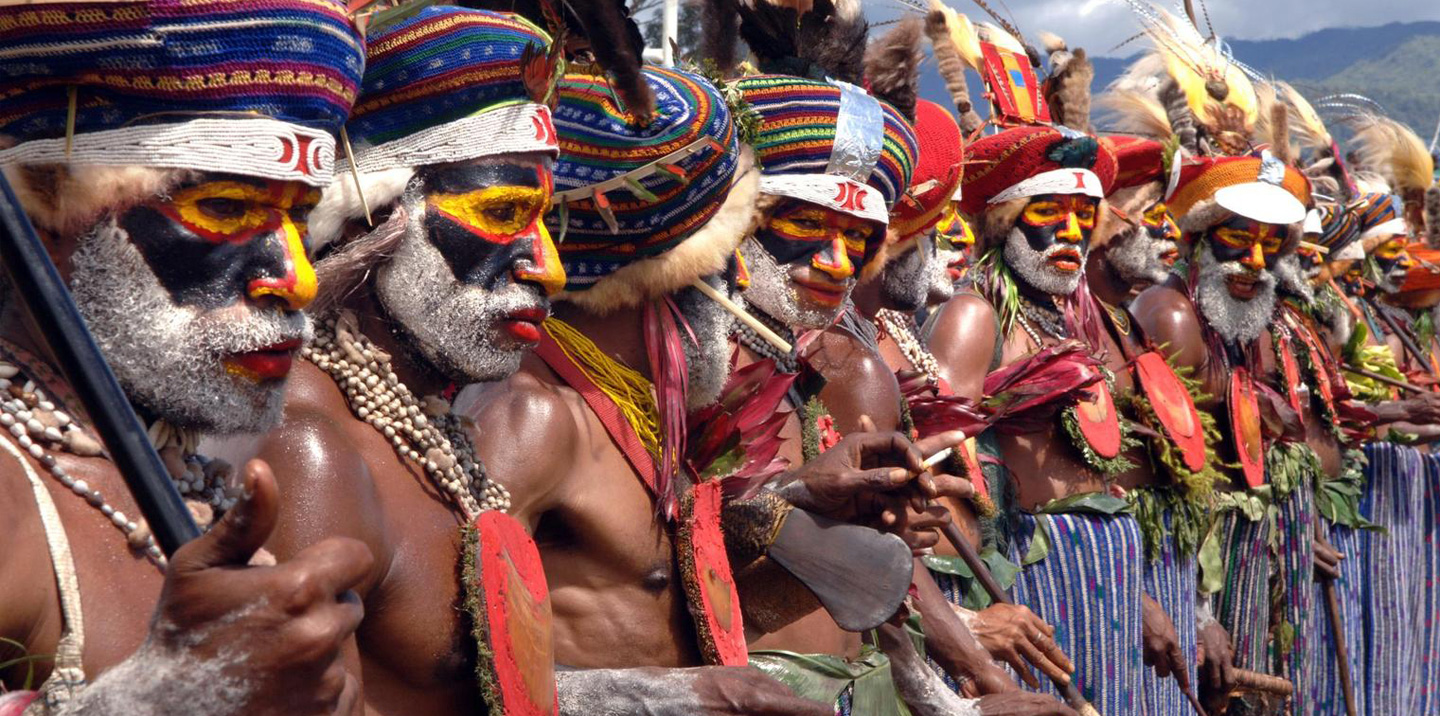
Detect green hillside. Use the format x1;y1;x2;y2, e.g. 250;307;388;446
1291;35;1440;143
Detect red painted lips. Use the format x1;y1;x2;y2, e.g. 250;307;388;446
502;307;547;344
227;338;302;380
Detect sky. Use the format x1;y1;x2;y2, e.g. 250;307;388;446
863;0;1440;57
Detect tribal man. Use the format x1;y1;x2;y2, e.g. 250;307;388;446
0;2;373;714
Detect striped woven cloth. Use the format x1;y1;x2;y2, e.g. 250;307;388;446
1419;453;1440;714
548;66;739;291
0;0;360;143
1137;505;1199;716
1008;511;1145;714
347;7;550;152
1307;521;1368;714
736;75;917;217
1276;478;1318;713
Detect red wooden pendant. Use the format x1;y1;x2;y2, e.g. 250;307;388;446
1074;378;1123;459
1229;369;1266;488
959;436;988;500
1276;334;1306;419
679;480;748;666
1134;351;1206;474
1295;327;1338;416
472;511;559;715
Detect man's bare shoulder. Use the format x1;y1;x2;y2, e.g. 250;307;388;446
462;356;583;523
926;292;999;397
811;328;902;432
1130;278;1203;362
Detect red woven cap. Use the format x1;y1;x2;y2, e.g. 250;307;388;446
891;100;965;240
958;125;1117;216
1106;136;1165;192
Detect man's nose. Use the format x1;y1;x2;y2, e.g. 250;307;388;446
811;237;855;280
1240;243;1266;271
246;214;316;311
1056;213;1083;243
513;222;566;296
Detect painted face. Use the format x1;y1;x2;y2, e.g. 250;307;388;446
1107;200;1181;287
934;201;976;282
70;174;320;433
1204;215;1285;301
881;234;934;313
375;155;563;383
1295;245;1326;285
748;200;879;325
1004;193;1099;296
1370;236;1414;294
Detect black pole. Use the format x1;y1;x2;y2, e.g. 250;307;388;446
0;171;199;555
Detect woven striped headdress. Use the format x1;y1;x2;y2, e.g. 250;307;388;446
0;0;363;186
309;6;561;247
737;75;918;226
546;65;758;313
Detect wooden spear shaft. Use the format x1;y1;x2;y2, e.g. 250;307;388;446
937;521;1102;716
1342;366;1427;394
1323;577;1358;716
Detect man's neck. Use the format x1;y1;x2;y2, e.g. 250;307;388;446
551;300;652;380
850;278;883;320
345;288;453;399
1084;252;1131;307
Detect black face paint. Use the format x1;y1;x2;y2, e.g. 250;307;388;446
119;174;315;311
1205;215;1283;266
417;161;552;291
1015;194;1097;254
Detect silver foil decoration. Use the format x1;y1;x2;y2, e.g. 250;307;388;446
826;81;885;183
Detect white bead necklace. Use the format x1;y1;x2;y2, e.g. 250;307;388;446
303;311;510;521
875;309;944;389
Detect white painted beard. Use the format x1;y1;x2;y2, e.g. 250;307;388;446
1003;228;1084;297
674;276;737;410
739;237;846;330
1193;250;1277;345
1271;253;1315;303
374;194;549;384
928;249;960;301
881;242;931;312
1106;226;1171;285
68;218;311;434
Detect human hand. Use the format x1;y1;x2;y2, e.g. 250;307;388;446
969;604;1073;689
878;502;953;553
1313;535;1344;581
1141;594;1190;691
154;459;372;716
974;692;1080;715
1195;619;1236;714
688;666;834;715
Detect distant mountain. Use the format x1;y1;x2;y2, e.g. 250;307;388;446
918;21;1440;144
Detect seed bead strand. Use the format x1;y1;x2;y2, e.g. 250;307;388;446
304;312;510;521
0;360;169;566
875;309;944;389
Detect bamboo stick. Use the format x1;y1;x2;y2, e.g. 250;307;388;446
691;278;793;354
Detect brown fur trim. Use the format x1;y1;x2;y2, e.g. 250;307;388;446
557;147;761;314
2;163;195;239
1176;197;1232;235
307;167;415;253
864;15;923;122
976;198;1027;255
924;8;984;134
859;227;901;284
1426;184;1440;249
1268;100;1293;166
1040;34;1093;133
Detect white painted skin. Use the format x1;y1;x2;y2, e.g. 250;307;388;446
1271;253;1316;304
375;188;549;384
1105;224;1173;286
56;635;249;715
68;218;310;434
876;623;983;716
739;238;847;331
1003;228;1085;297
674;276;738;411
1193;248;1278;345
881;240;933;312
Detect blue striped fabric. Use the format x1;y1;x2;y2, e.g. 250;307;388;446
1007;511;1145;714
1213;507;1274;672
1276;482;1318;713
1139;507;1199;716
1355;441;1425;714
1421;453;1440;713
925;570;970;694
1307;522;1368;714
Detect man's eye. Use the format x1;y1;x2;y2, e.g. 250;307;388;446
484;204;518;224
844;228;869;242
793;219;821;231
197;197;247;219
289;205;315;224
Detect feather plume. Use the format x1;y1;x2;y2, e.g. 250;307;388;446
1097;87;1172;139
1278;82;1331;152
1350;114;1437;235
1267;91;1293;165
1161;79;1199;155
701;0;742;74
1039;32;1093;132
736;0;868;83
864;15;923;121
923;1;984;133
1135;6;1257;154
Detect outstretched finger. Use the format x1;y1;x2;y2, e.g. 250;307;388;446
1017;639;1070;686
170;459;279;573
1168;642;1192;691
1031;630;1072;674
1001;649;1042;689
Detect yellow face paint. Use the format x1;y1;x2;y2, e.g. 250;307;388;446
428;185;550;243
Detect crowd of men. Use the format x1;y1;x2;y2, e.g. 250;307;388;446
2;0;1439;714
